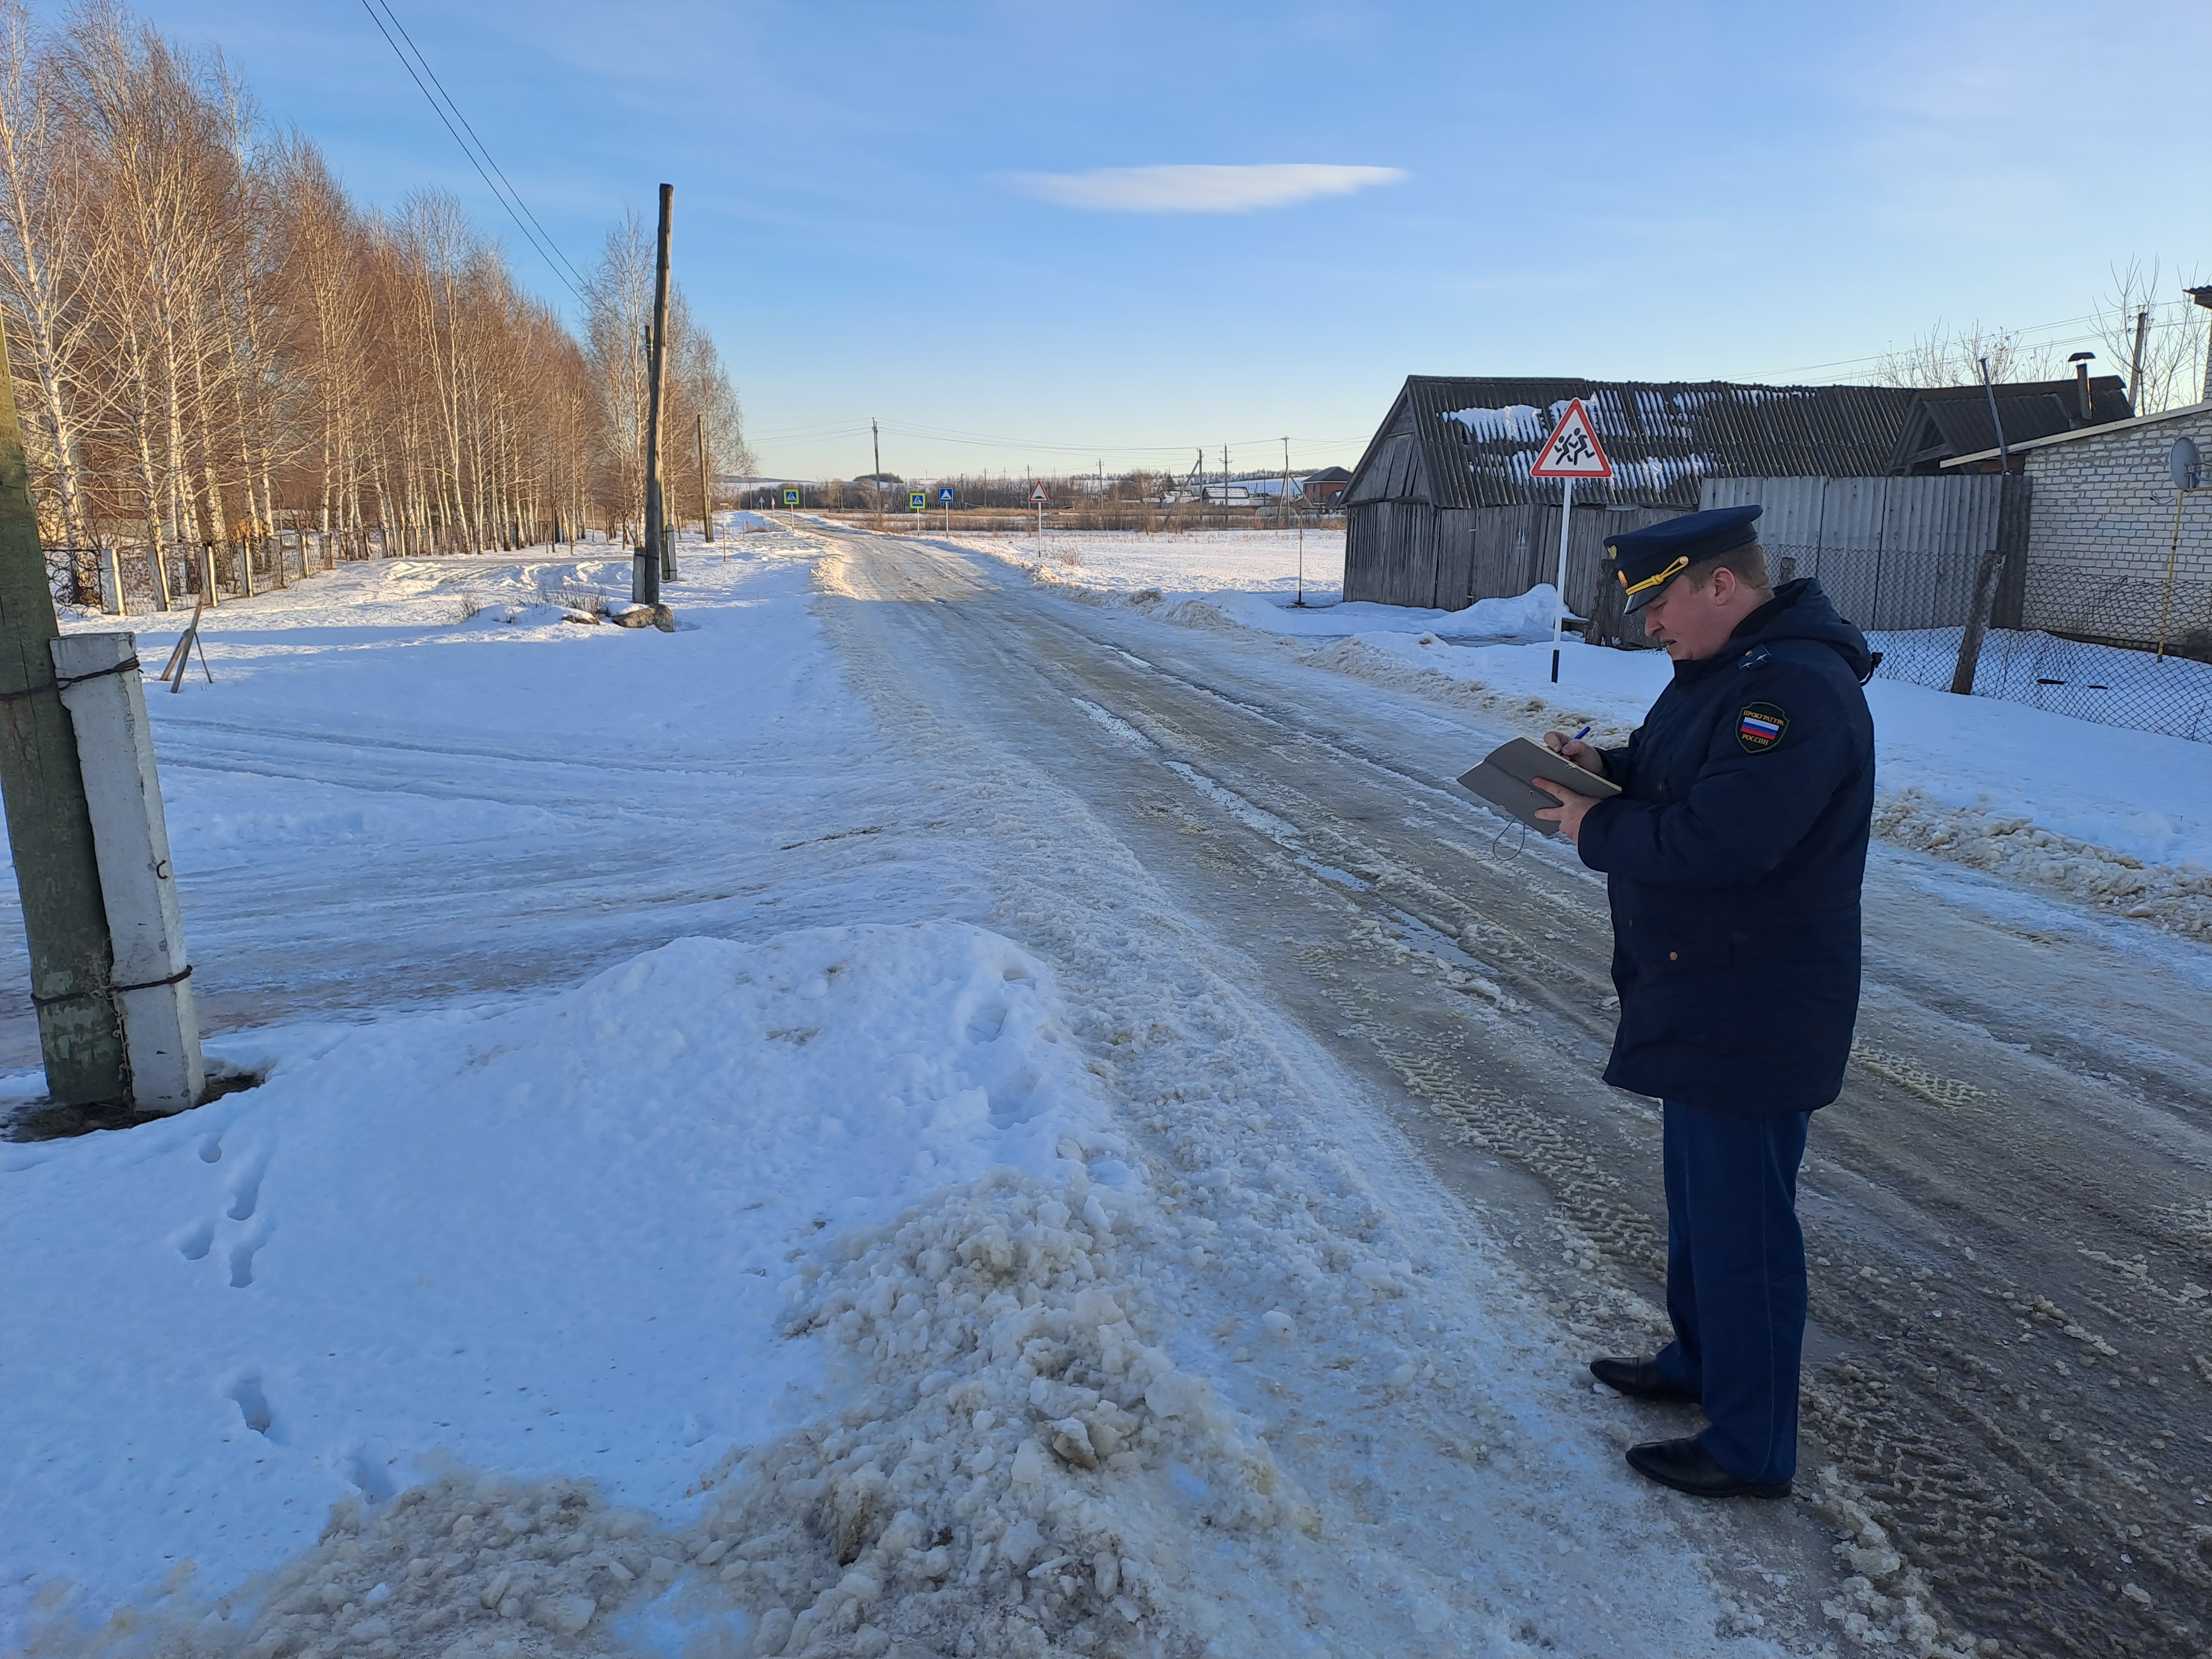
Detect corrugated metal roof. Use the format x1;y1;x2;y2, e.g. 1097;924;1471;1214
1891;377;2131;473
1940;394;2212;468
1347;377;1919;510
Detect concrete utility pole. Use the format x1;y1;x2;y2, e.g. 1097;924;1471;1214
872;418;883;530
0;311;129;1104
53;632;201;1109
635;182;673;606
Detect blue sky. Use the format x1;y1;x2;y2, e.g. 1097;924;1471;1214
121;0;2212;479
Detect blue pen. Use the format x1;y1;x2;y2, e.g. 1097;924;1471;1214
1571;724;1591;741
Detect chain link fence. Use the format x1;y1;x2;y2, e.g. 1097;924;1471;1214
1764;543;2212;744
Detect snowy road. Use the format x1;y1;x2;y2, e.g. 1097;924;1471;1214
7;525;2208;1657
813;524;2212;1657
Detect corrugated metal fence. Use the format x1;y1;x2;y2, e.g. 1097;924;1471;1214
1697;475;2007;628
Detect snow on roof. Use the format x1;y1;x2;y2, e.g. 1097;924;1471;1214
1350;377;1916;509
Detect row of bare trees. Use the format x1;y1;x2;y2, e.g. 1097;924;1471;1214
0;1;751;575
1874;259;2209;410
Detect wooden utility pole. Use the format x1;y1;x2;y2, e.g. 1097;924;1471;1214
2128;307;2150;409
0;311;128;1104
636;182;673;606
697;414;714;546
872;418;883;530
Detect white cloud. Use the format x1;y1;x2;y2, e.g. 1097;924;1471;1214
1010;163;1407;213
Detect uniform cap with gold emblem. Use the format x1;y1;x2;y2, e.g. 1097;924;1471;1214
1604;505;1764;613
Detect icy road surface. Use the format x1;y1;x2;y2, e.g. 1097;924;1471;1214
2;522;2206;1658
808;523;2212;1657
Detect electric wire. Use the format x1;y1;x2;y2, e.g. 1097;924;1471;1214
363;0;592;294
1755;295;2206;382
355;0;587;302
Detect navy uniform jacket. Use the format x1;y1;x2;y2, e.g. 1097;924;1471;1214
1577;580;1876;1115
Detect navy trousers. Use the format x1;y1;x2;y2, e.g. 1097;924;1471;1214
1651;1099;1811;1486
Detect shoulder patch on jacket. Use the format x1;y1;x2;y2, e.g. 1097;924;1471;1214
1737;701;1788;751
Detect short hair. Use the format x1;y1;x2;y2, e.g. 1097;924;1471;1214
1682;539;1772;594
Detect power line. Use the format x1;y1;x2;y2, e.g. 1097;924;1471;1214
1752;296;2206;382
356;0;588;301
365;0;591;294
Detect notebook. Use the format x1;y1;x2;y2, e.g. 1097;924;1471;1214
1457;736;1621;836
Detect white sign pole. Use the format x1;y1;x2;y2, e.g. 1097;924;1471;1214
1550;475;1574;684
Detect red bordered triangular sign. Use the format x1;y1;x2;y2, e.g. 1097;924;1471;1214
1528;398;1614;479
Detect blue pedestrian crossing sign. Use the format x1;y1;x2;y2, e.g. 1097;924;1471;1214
938;487;955;507
781;487;800;507
909;490;927;512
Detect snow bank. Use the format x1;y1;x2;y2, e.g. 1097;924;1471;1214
3;922;1110;1648
1144;622;2212;939
1114;582;1569;645
977;539;2212;918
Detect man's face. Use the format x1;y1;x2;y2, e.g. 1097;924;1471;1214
1641;568;1743;662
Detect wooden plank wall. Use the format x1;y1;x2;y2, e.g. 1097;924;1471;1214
1349;502;1683;621
1344;502;1439;606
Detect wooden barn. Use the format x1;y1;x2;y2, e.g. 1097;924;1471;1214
1342;377;1922;632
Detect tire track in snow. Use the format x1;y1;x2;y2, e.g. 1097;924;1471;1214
823;529;2212;1658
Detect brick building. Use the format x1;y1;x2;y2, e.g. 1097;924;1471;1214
1945;399;2212;654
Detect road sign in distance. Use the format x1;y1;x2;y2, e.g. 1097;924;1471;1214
938;487;956;507
781;487;801;507
1029;483;1050;505
1529;398;1614;479
909;491;927;511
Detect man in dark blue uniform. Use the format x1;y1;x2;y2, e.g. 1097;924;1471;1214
1530;504;1875;1500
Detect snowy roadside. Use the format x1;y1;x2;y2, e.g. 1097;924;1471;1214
946;529;2212;941
4;526;1822;1657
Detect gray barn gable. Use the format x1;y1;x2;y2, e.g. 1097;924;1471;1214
1348;377;1919;512
1342;376;1924;614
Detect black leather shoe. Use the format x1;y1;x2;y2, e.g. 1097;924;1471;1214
1626;1436;1791;1499
1589;1356;1699;1403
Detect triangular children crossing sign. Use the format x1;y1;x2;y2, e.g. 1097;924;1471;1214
1528;398;1614;479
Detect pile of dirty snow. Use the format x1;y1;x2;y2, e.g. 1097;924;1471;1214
2;923;1112;1652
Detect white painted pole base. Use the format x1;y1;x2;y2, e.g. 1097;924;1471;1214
50;632;204;1112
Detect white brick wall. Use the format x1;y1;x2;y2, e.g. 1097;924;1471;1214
2022;406;2212;644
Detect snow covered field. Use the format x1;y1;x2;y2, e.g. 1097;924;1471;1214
4;528;1832;1658
952;529;2212;939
